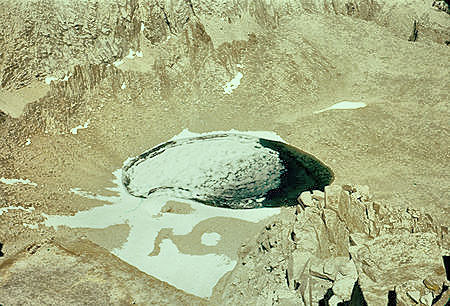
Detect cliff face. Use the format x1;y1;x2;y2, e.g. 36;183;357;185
211;184;449;305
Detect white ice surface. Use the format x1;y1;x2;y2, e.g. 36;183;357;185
0;178;37;186
125;134;284;201
42;129;284;298
314;101;367;114
223;72;243;94
201;232;221;246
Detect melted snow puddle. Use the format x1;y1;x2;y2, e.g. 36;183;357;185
42;129;283;298
314;101;367;114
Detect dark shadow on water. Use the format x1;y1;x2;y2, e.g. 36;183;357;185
387;290;397;306
443;256;450;281
258;138;334;207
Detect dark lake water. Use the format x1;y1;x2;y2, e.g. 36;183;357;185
122;133;334;209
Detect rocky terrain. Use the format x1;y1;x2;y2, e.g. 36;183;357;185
0;0;449;304
211;184;449;305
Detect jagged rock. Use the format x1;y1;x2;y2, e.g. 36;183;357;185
323;258;337;281
332;277;356;301
212;183;449;305
434;290;450;306
352;232;446;304
331;258;358;301
423;277;441;292
287;250;311;289
407;290;420;303
1;0;449;304
432;1;450;14
328;295;342;306
298;191;313;207
324;184;342;214
0;0;142;89
420;292;433;305
349;233;370;246
322;208;349;256
309;274;333;303
336;258;357;279
310;260;331;280
312;190;324;201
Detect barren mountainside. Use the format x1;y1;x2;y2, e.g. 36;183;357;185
0;0;449;305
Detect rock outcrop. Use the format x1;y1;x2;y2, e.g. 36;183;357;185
211;184;449;305
1;0;448;90
0;0;141;89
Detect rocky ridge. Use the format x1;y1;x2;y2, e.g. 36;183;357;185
211;184;449;305
1;0;448;90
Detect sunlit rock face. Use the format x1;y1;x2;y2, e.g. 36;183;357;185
122;134;334;209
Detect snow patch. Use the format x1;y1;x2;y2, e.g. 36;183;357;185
113;59;124;67
0;178;37;186
23;223;38;229
256;197;265;203
62;74;72;81
126;49;136;59
0;206;35;216
201;232;221;246
42;129;284;298
223;72;243;94
44;76;58;85
70;119;90;135
121;82;127;90
314;101;367;114
125;49;143;59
